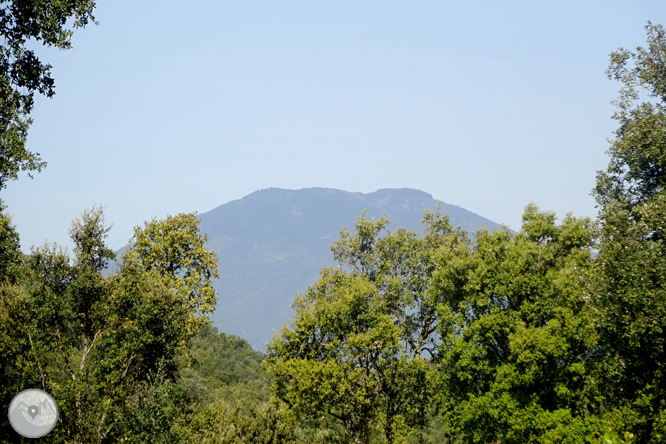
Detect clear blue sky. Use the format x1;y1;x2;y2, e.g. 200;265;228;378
3;1;664;253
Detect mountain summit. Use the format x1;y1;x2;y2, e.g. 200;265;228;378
197;187;503;351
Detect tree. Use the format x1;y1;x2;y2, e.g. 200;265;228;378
179;398;300;444
0;207;219;441
24;207;191;442
174;326;300;443
124;212;220;335
268;210;459;443
434;204;598;443
593;22;666;441
180;326;269;404
0;0;96;189
0;202;44;441
0;207;215;442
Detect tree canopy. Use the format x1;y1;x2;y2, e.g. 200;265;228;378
0;0;96;189
124;212;220;335
592;21;666;442
0;207;220;442
435;205;599;443
268;210;462;443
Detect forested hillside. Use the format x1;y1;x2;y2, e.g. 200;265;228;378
1;3;665;442
197;187;503;350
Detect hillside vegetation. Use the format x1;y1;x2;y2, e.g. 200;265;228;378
197;186;504;350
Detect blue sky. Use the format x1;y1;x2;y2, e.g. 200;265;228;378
3;1;664;253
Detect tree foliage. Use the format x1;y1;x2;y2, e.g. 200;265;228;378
0;203;43;440
268;210;459;443
180;326;269;405
24;207;191;442
0;207;221;442
435;204;599;443
0;0;96;189
125;212;219;334
593;22;666;442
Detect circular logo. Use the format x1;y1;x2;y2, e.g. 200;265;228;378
8;389;58;438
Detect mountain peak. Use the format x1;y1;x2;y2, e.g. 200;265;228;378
366;188;433;200
198;187;502;351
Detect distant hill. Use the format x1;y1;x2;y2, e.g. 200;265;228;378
196;187;503;351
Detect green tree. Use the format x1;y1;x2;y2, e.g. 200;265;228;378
24;207;189;442
0;200;23;281
434;204;598;443
180;326;269;405
175;326;297;443
593;22;666;441
0;203;44;441
0;0;96;189
124;212;220;335
0;207;212;442
268;210;458;443
180;398;301;444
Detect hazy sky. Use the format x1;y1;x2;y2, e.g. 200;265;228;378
3;1;664;253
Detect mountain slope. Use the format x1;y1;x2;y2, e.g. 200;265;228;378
197;187;503;351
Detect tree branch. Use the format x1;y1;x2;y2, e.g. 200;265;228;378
26;329;46;390
80;329;102;370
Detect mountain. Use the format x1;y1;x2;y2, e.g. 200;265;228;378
196;187;504;351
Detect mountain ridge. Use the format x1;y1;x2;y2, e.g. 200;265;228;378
196;187;503;350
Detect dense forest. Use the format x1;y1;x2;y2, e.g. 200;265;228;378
1;2;666;443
